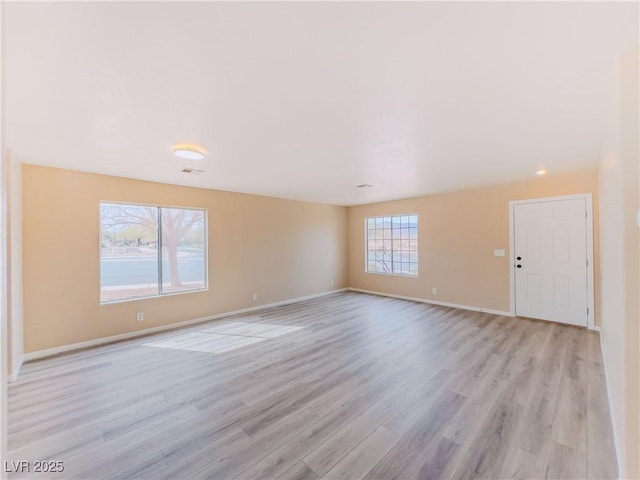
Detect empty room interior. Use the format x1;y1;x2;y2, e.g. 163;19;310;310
0;1;639;479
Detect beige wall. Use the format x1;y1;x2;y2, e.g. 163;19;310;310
22;165;348;353
348;170;600;319
599;49;639;479
619;49;639;479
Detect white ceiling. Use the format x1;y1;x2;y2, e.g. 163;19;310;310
4;2;638;206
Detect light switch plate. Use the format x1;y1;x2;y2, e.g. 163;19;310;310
494;249;506;257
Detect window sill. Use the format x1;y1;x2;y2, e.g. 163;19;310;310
365;271;418;279
100;287;209;305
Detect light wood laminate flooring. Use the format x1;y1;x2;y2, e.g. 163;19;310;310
7;292;618;479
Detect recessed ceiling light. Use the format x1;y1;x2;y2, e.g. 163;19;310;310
173;144;206;161
536;169;547;176
356;184;374;188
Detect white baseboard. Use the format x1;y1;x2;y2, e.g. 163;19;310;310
597;327;622;479
347;288;512;317
7;356;23;383
22;288;347;363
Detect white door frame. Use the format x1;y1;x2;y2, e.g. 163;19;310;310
508;193;595;330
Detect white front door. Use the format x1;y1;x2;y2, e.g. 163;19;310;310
513;197;589;327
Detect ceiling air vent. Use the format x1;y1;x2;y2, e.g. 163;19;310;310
356;184;373;188
181;168;205;175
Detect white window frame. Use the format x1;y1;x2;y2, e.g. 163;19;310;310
365;214;419;277
99;201;208;304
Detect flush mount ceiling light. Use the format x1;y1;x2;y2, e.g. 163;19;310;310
172;144;206;161
536;169;547;176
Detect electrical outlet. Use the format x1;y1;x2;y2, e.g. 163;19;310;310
252;293;258;301
432;288;437;295
136;312;144;322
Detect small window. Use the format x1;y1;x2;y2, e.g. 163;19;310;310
100;203;207;303
366;214;418;276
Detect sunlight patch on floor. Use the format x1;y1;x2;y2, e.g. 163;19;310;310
143;322;304;353
199;322;304;338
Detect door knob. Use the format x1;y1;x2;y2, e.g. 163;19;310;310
516;265;522;268
516;256;522;260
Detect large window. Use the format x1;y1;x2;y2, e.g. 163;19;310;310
366;214;418;276
100;203;207;303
